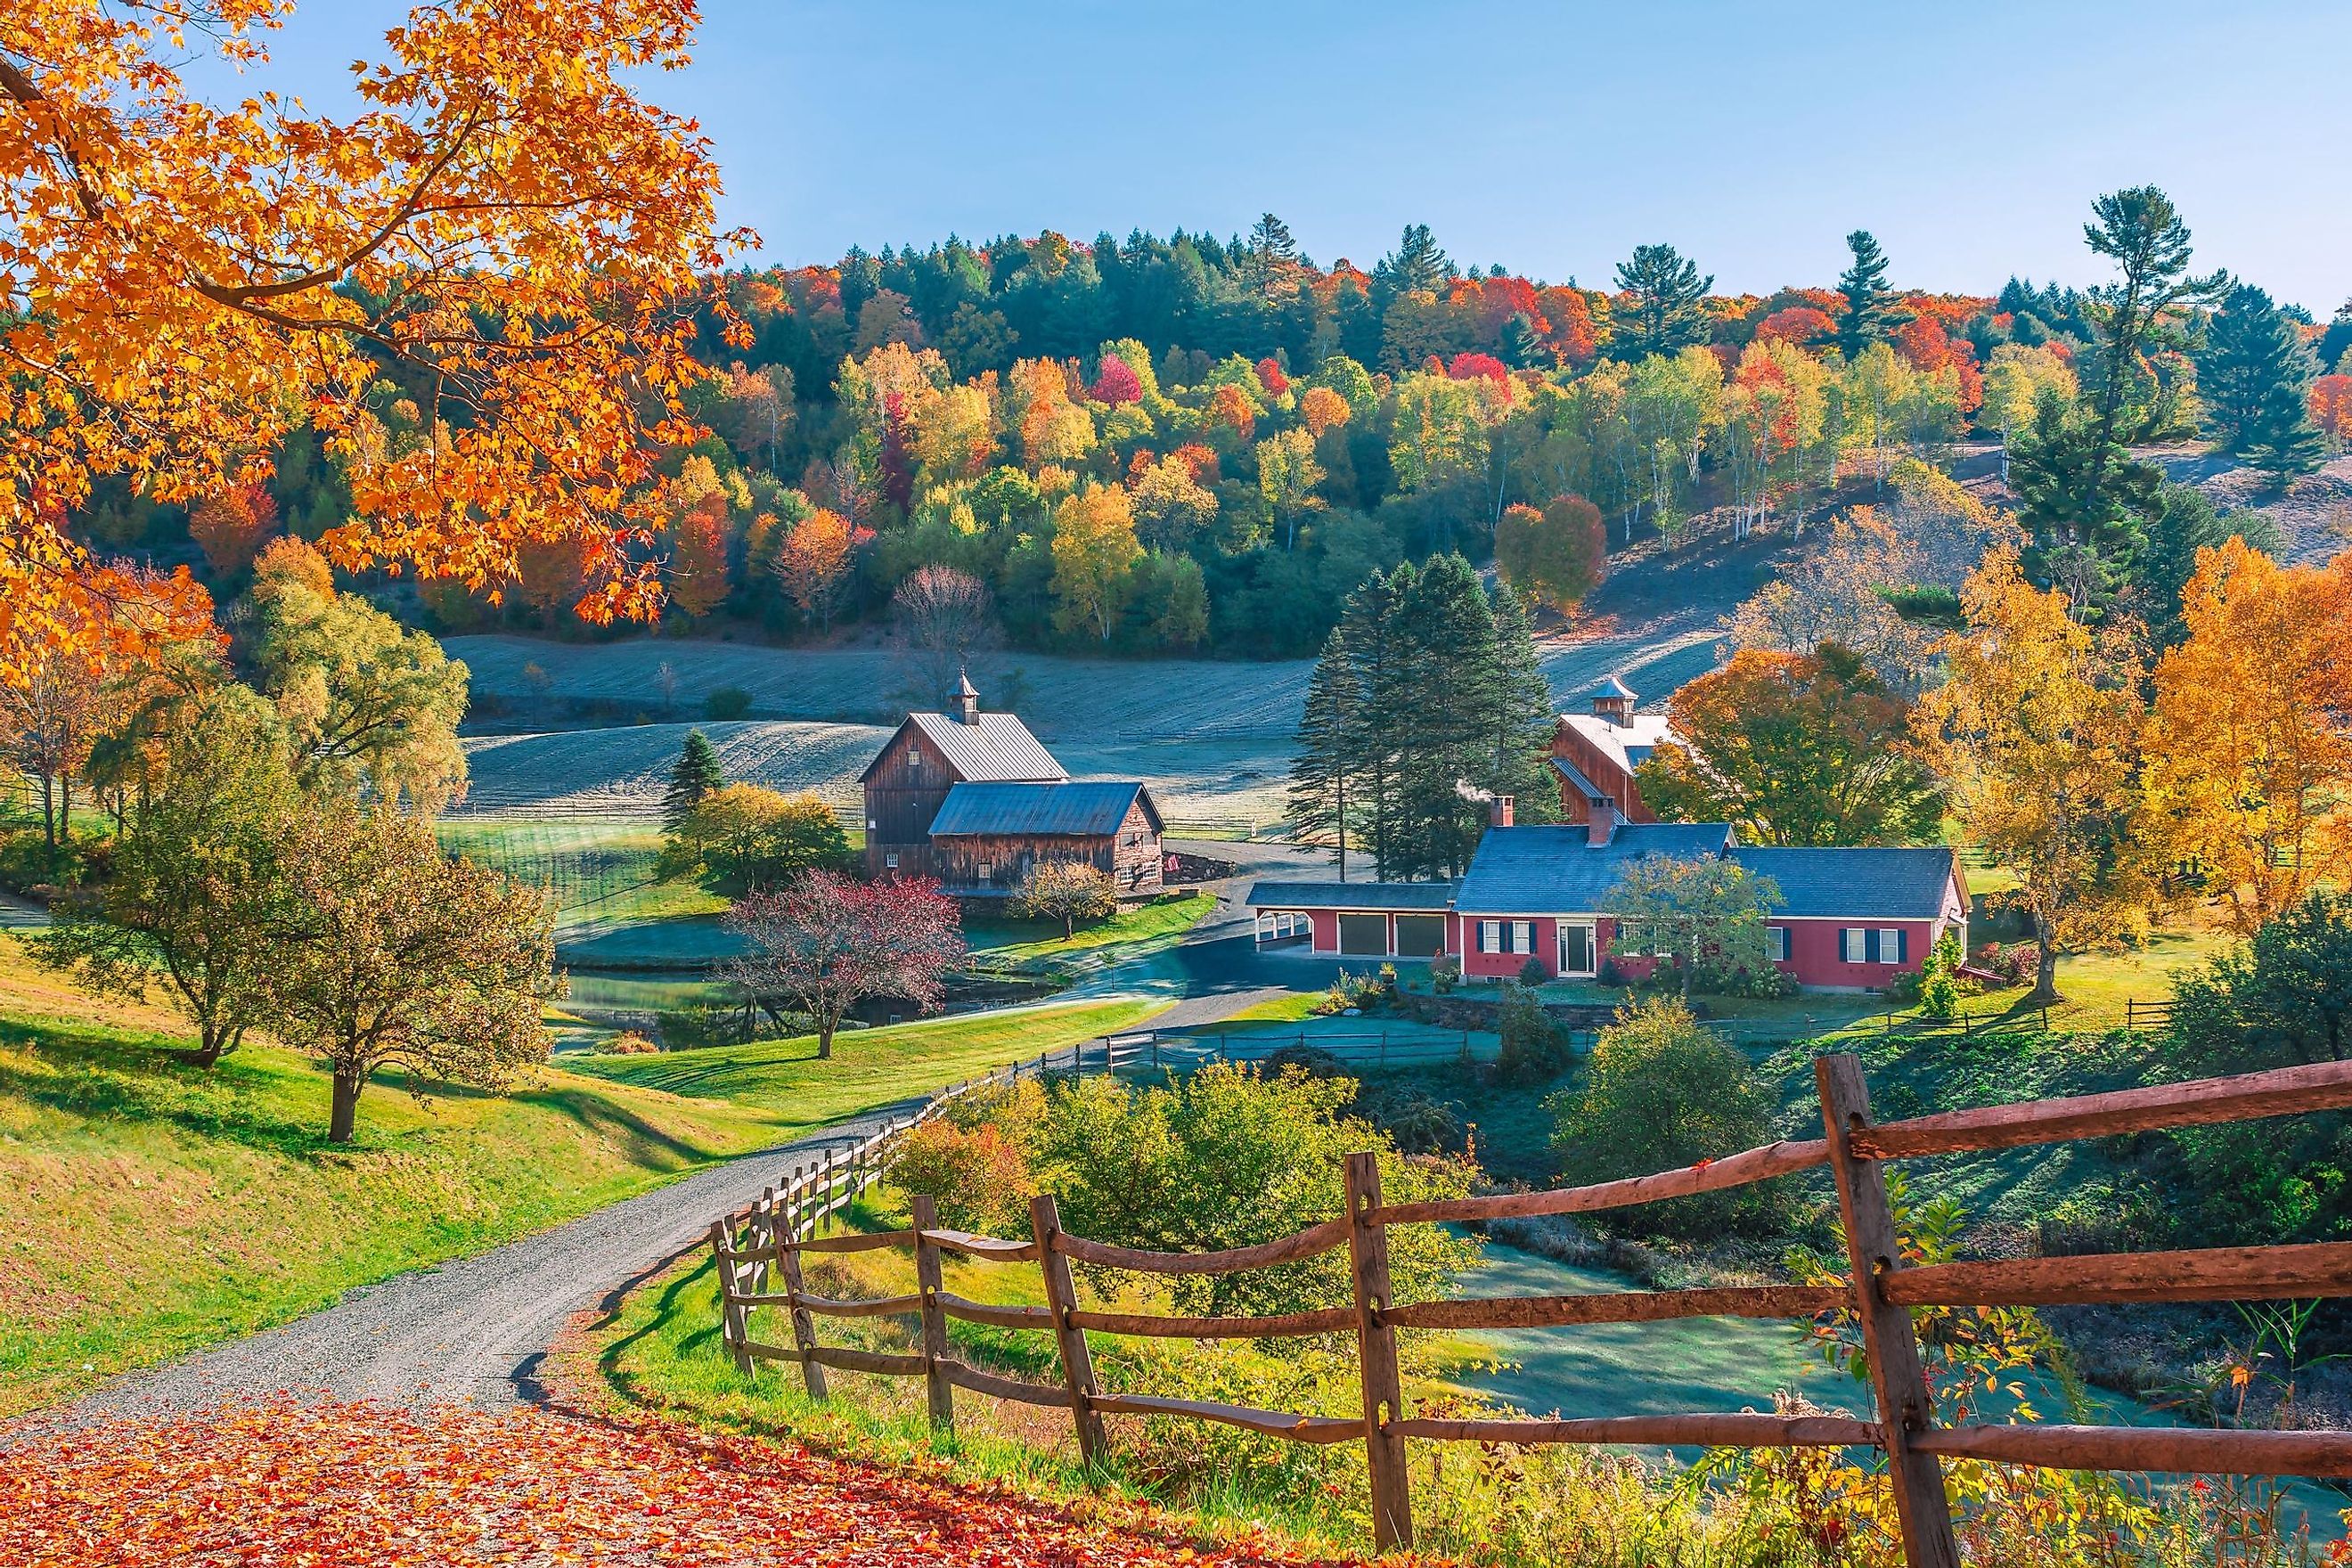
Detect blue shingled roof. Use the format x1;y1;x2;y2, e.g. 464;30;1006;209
1454;823;1735;914
927;780;1157;838
1729;847;1962;921
1245;879;1458;911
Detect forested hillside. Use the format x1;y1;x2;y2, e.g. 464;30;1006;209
72;212;2352;678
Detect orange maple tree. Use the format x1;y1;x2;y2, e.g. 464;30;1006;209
186;482;280;575
2;1;746;683
2144;540;2352;932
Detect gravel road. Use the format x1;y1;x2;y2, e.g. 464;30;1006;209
37;1105;912;1428
19;860;1329;1432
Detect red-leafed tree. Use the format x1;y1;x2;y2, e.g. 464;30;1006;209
721;870;966;1058
1207;384;1257;443
666;493;732;622
772;508;870;631
1894;314;1984;413
1170;443;1221;485
1092;355;1142;405
1752;306;1833;347
1255;357;1290;397
1448;351;1511;389
187;484;281;576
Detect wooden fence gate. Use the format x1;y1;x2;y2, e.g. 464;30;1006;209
708;1050;2352;1566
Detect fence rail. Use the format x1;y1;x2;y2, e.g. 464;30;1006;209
707;1051;2352;1567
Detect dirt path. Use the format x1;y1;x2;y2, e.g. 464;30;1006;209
0;1400;1334;1567
21;1104;917;1427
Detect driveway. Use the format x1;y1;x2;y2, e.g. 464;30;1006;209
12;837;1348;1430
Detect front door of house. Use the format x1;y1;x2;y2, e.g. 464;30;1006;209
1557;922;1597;977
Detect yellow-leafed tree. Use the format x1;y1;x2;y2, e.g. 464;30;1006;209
2144;540;2352;933
1918;548;2153;1002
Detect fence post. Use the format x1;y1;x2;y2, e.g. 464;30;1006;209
1816;1054;1958;1568
709;1220;755;1376
910;1193;955;1431
1343;1151;1414;1552
773;1187;829;1400
1029;1193;1107;1468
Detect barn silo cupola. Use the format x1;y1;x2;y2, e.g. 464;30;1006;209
1588;675;1637;728
954;668;981;725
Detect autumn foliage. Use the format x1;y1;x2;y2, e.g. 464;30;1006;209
1;0;744;682
186;483;280;576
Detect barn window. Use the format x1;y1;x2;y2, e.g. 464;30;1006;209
975;861;993;881
1768;926;1791;963
885;853;900;870
907;745;922;765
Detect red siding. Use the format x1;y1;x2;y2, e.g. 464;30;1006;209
1774;919;1940;989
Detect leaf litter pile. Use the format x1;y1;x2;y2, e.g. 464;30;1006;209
0;1401;1360;1568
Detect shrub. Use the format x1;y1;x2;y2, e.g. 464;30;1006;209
1917;928;1964;1018
1549;997;1787;1237
1517;956;1548;987
607;1030;662;1055
1009;858;1118;936
889;1119;1033;1234
1429;955;1461;994
704;685;754;720
1033;1061;1476;1315
1494;983;1572;1084
1973;941;2039;986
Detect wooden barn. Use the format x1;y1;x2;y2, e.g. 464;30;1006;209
927;780;1164;898
857;675;1163;898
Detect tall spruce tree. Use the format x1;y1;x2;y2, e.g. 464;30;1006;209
1392;555;1499;878
1611;243;1713;359
2131;482;2283;649
1374;224;1453;299
1342;563;1417;878
1477;584;1562;823
664;730;726;828
2010;388;2162;617
1834;230;1902;359
2196;282;2327;479
1286;622;1365;878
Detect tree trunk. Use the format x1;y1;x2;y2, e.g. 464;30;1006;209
2030;919;2063;1006
39;772;56;849
191;1022;229;1069
816;1017;836;1060
328;1068;365;1144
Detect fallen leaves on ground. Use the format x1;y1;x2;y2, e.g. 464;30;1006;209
0;1401;1368;1568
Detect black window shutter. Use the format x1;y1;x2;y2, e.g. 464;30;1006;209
1864;929;1882;964
1898;929;1910;964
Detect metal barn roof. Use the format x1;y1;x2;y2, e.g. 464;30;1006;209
859;710;1068;785
927;780;1158;838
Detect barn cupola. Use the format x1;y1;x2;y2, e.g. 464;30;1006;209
1588;674;1637;728
954;668;981;725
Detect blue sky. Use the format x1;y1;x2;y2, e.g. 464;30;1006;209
208;1;2349;310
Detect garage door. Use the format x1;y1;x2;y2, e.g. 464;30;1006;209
1392;914;1446;958
1338;914;1389;955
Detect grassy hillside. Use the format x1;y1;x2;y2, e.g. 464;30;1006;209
564;998;1167;1127
0;935;789;1416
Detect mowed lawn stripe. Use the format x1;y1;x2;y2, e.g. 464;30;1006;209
562;998;1168;1129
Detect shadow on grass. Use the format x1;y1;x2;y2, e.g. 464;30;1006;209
568;1038;828;1098
512;1082;736;1168
0;1015;330;1160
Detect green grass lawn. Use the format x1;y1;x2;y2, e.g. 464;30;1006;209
0;936;789;1417
562;998;1168;1132
963;893;1215;970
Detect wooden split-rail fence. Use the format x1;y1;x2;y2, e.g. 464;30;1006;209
707;1050;2352;1568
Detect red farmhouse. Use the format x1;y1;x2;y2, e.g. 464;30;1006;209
1247;824;1966;992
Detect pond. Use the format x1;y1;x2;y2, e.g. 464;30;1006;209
1444;1241;2348;1536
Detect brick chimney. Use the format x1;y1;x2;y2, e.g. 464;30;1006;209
954;667;980;725
1587;801;1619;847
1490;795;1514;829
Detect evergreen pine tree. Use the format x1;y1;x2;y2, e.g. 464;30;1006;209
1611;243;1713;358
2010;388;2162;616
1475;584;1562;823
2196;282;2327;479
663;730;726;828
2131;482;2285;649
1344;563;1417;880
1834;230;1902;359
1286;622;1365;879
1392;555;1501;878
1374;224;1452;300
